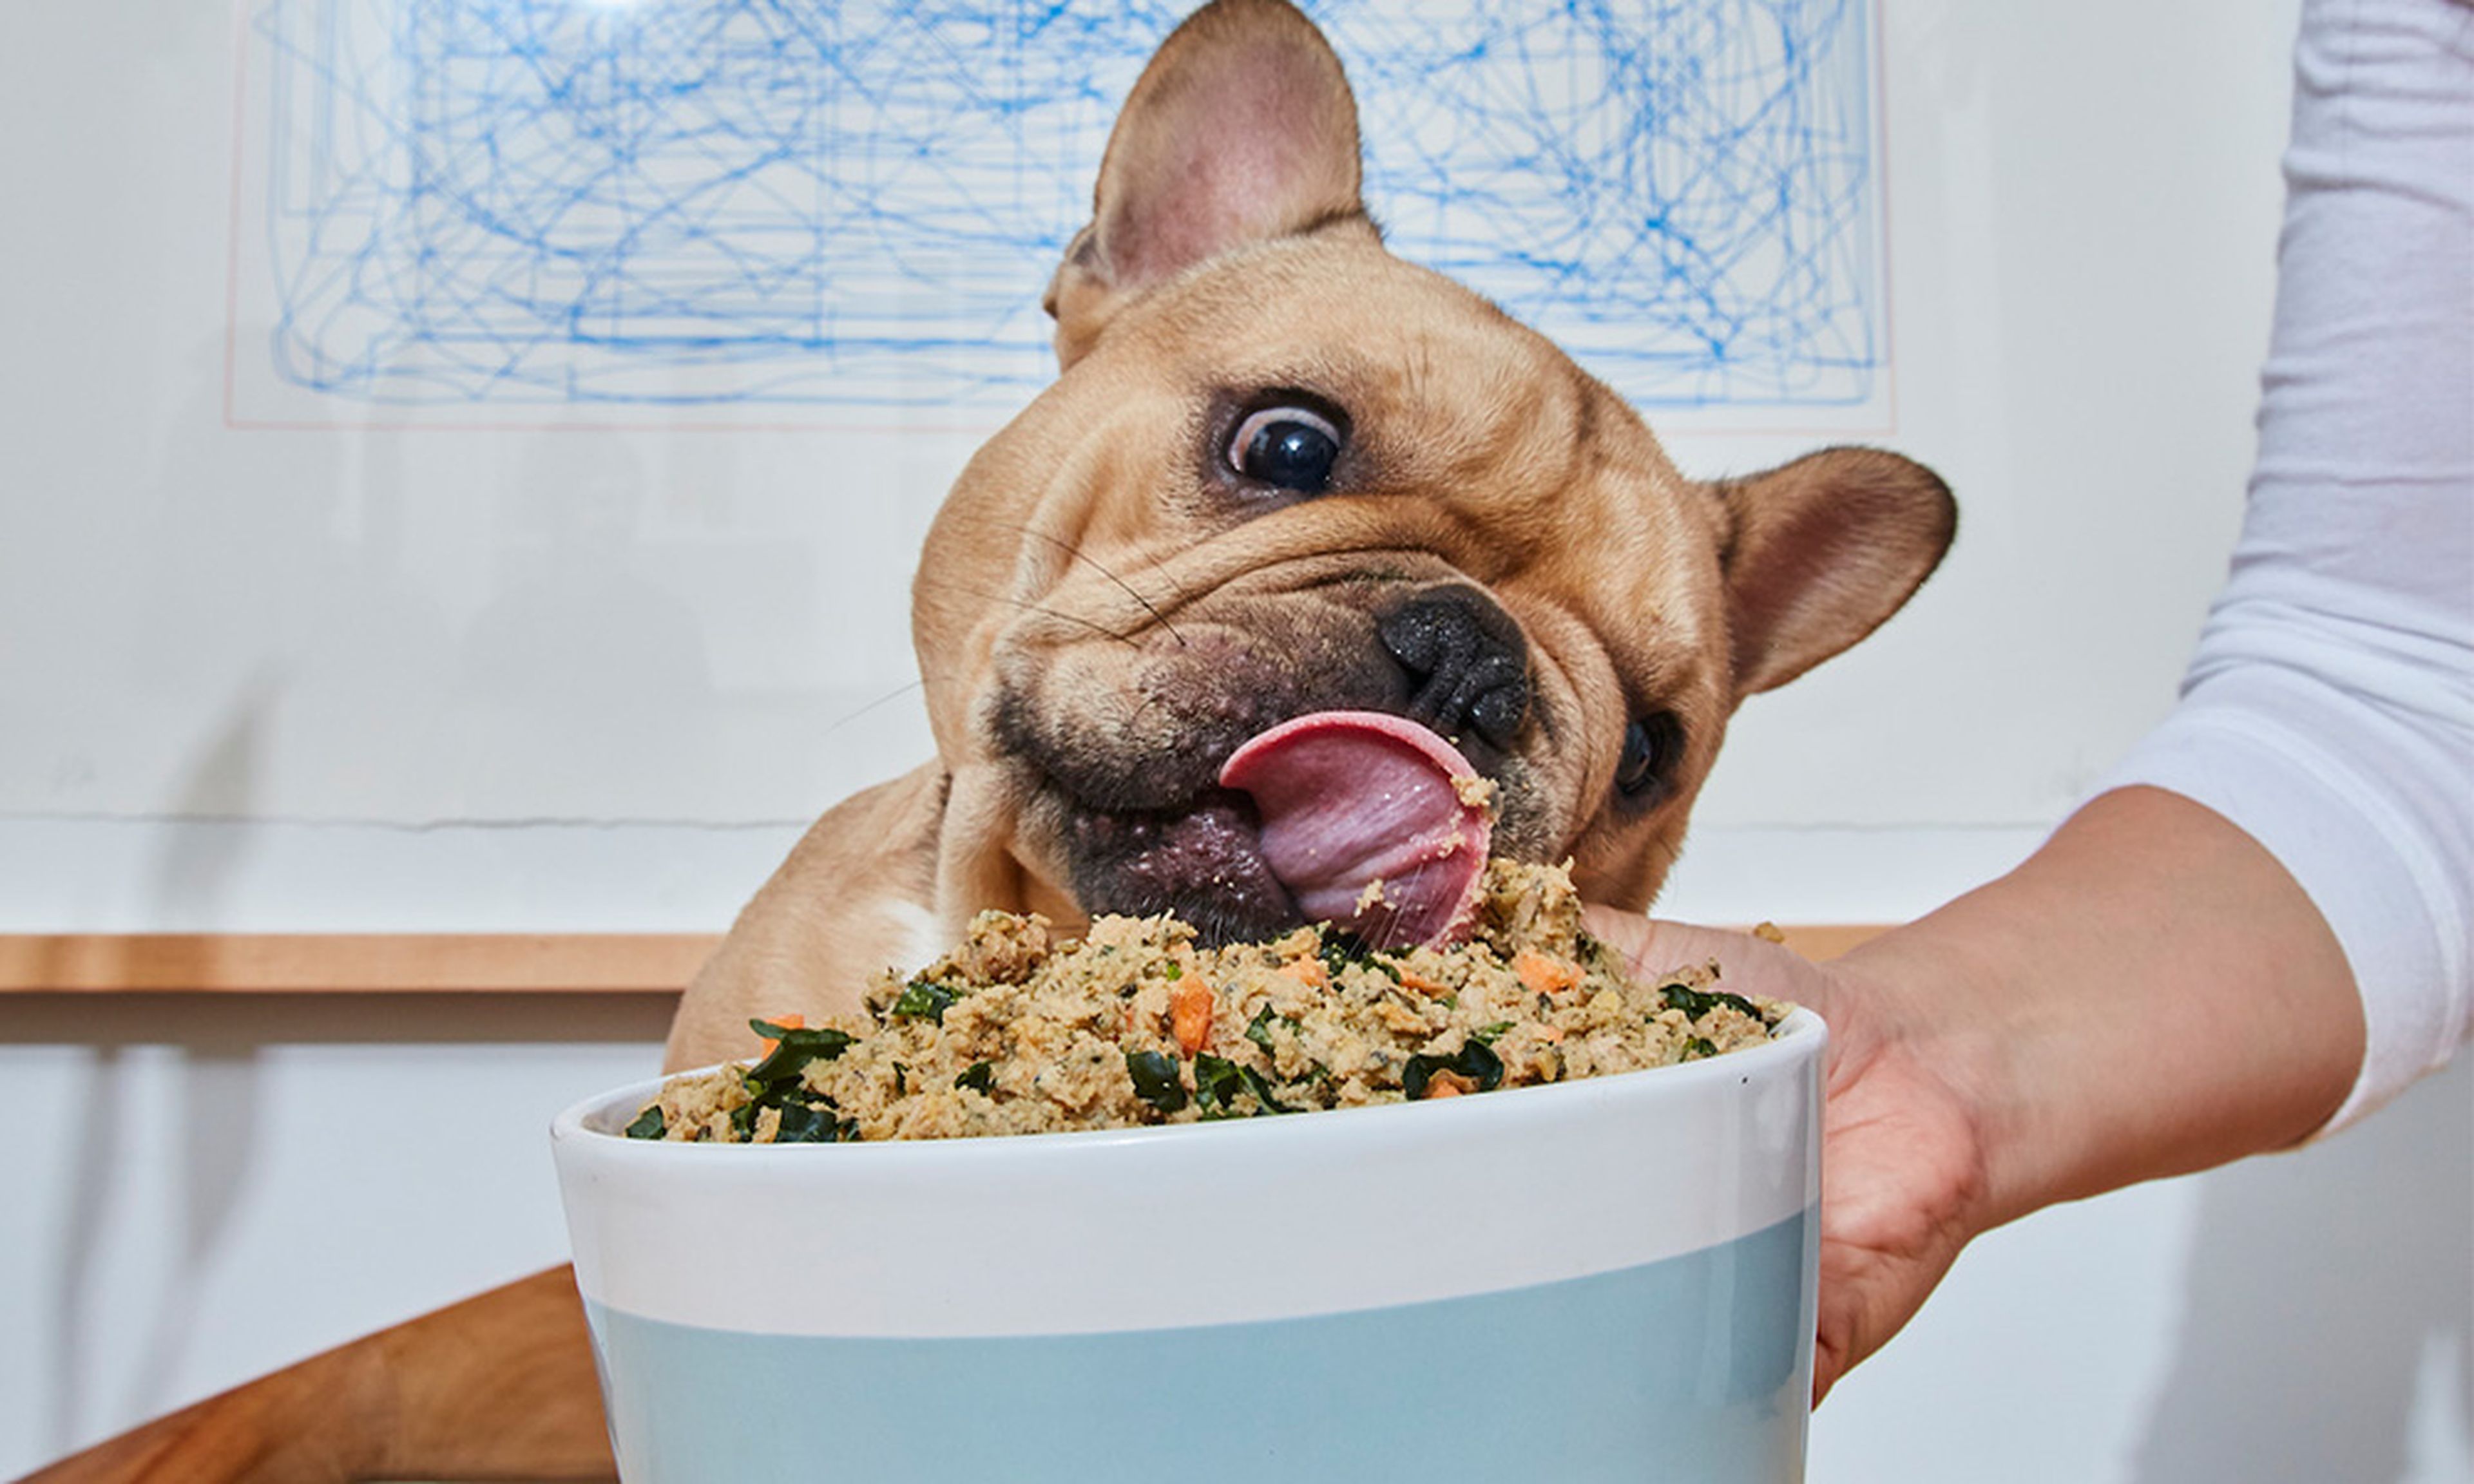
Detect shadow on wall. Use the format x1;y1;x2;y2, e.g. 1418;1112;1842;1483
43;691;276;1458
2132;1055;2473;1481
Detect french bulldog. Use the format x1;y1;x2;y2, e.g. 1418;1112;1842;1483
666;0;1953;1070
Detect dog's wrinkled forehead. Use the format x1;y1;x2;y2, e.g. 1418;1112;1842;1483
1031;234;1711;574
1138;242;1641;464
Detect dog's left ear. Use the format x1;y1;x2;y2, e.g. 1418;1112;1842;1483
1044;0;1368;367
1714;447;1957;698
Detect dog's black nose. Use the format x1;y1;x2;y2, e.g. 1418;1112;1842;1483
1377;589;1529;752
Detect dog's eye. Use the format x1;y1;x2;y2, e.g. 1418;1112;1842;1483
1229;405;1343;494
1616;713;1683;801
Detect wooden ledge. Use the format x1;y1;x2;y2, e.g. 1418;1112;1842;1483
1761;924;1886;962
0;933;716;994
0;926;1883;994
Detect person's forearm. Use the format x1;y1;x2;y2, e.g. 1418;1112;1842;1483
1836;785;2364;1232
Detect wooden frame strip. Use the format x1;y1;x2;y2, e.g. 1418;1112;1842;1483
0;926;1885;994
1763;924;1886;962
0;934;717;994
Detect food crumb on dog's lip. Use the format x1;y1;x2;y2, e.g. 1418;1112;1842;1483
1218;710;1493;947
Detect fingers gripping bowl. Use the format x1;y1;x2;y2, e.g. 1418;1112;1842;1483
551;862;1827;1482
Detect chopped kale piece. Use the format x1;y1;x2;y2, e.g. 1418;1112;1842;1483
744;1020;857;1093
1243;1002;1299;1056
1471;1021;1517;1045
623;1105;666;1140
1193;1052;1296;1118
1191;1053;1243;1113
1403;1038;1506;1100
954;1061;997;1094
772;1099;857;1143
1239;1063;1296;1114
1125;1049;1189;1114
1682;1036;1719;1060
1237;1068;1296;1113
890;979;965;1023
731;1019;864;1141
1658;983;1762;1022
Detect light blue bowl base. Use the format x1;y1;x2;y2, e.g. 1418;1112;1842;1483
588;1207;1814;1483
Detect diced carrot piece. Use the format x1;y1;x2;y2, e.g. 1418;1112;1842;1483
759;1013;807;1052
1424;1080;1464;1098
1170;984;1215;1055
1396;966;1451;998
1278;957;1329;989
1513;950;1582;997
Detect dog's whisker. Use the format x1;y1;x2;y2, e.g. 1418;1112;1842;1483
910;576;1144;649
1370;852;1444;950
940;511;1189;647
813;676;941;743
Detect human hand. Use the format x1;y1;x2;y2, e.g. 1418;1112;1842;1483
1581;909;1993;1405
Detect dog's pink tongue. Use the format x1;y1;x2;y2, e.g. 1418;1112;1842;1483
1218;710;1493;948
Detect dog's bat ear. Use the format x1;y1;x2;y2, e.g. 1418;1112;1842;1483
1713;447;1957;698
1044;0;1370;368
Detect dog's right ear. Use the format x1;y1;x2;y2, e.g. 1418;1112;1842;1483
1044;0;1370;368
1714;446;1957;699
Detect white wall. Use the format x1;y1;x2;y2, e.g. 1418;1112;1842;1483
6;0;2467;1477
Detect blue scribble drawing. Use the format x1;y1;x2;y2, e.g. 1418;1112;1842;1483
253;0;1878;411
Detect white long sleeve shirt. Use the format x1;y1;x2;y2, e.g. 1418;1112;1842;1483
2104;0;2473;1130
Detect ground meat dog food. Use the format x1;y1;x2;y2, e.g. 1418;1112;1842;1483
626;860;1787;1144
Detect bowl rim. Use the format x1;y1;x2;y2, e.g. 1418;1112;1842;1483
553;1004;1825;1158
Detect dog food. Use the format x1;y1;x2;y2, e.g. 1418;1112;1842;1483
625;859;1785;1144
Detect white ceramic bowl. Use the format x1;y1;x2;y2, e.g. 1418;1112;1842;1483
552;1007;1824;1483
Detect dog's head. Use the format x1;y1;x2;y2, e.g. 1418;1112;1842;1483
912;0;1952;944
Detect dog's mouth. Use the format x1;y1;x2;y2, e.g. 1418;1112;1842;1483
1053;710;1494;947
